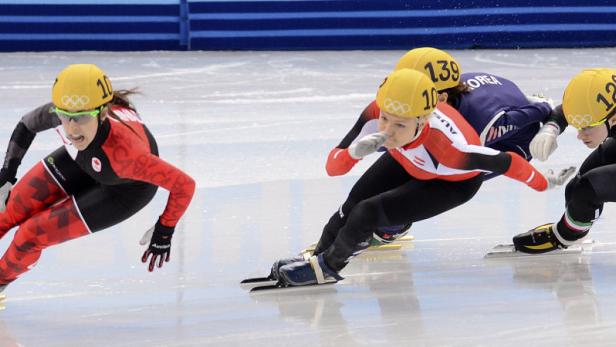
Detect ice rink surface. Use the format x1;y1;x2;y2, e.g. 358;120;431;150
1;48;616;346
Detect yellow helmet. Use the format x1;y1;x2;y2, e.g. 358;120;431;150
562;68;616;129
52;64;113;112
376;68;438;118
394;47;462;91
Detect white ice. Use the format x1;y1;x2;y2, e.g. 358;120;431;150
0;48;616;346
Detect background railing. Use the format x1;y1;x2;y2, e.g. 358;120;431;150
2;0;616;51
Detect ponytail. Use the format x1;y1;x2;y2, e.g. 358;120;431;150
103;88;143;139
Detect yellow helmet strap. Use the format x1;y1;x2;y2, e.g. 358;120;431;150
410;116;429;142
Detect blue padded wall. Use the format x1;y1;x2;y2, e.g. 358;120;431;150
0;3;183;51
1;0;616;51
188;0;616;50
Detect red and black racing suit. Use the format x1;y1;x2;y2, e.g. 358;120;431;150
0;103;195;284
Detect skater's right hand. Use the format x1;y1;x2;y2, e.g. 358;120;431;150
0;169;15;212
526;93;555;109
348;132;387;159
544;166;576;189
140;219;175;272
530;122;560;161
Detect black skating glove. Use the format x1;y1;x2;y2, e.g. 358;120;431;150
140;219;175;272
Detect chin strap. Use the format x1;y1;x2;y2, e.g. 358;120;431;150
410;117;426;142
605;119;616;138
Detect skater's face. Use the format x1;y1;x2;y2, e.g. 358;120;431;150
378;111;429;148
59;107;106;151
576;120;612;148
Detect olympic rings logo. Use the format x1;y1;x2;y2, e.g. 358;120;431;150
383;98;410;115
61;95;90;109
568;114;593;129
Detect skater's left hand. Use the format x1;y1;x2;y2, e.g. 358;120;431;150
530;122;560;162
525;93;555;109
544;166;576;189
0;168;16;213
140;219;175;272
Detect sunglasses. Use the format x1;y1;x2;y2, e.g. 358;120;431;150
586;117;607;128
587;108;616;128
55;106;102;125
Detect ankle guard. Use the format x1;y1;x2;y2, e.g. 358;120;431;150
310;255;343;284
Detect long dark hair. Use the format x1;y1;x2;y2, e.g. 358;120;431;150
442;82;471;108
103;88;143;138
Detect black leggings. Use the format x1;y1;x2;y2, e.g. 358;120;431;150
44;147;158;232
558;137;616;241
314;152;483;272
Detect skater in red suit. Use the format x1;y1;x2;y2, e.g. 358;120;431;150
334;47;556;245
270;69;574;287
0;64;195;293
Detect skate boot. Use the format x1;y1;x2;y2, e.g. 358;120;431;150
270;253;311;281
278;254;343;287
372;224;411;245
513;223;566;254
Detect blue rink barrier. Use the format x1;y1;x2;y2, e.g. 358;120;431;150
0;2;186;51
1;0;616;51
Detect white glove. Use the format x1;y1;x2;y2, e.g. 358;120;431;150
0;182;12;212
526;93;555;109
530;122;560;161
545;166;576;189
348;133;387;159
139;226;154;246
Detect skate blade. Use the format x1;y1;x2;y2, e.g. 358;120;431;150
240;276;277;290
300;243;317;254
250;281;336;293
366;243;403;251
300;237;411;255
485;239;594;258
303;243;403;254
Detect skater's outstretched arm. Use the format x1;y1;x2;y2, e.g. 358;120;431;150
425;127;574;191
104;127;196;272
0;103;61;211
